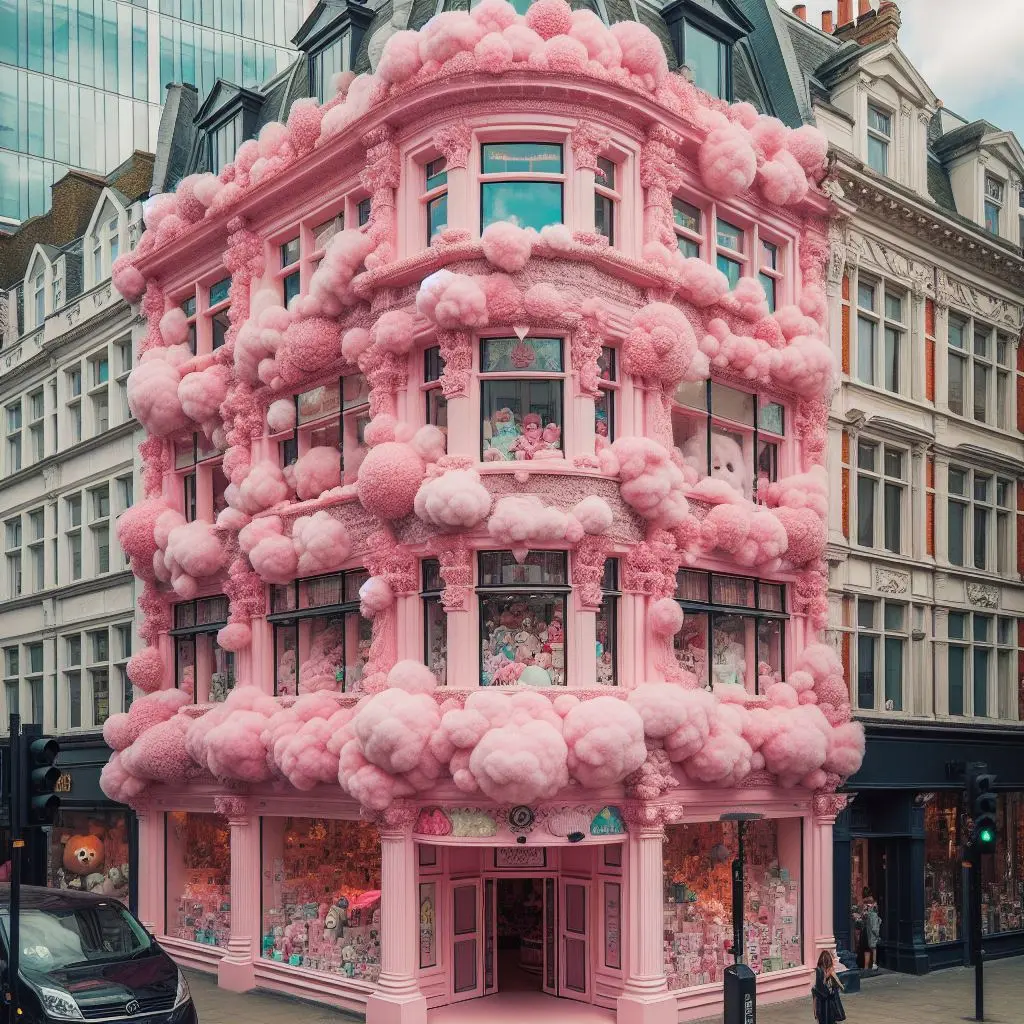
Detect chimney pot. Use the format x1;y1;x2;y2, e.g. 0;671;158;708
838;0;853;27
792;4;807;20
822;10;835;32
858;0;872;14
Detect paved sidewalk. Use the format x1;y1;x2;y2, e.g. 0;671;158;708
185;955;1024;1023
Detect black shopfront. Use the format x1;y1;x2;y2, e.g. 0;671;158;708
834;722;1024;976
1;733;138;912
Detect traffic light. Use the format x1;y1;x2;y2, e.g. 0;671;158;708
967;763;997;854
18;731;60;829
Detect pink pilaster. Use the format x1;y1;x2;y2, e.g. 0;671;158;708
810;797;843;960
366;809;427;1024
617;817;677;1024
134;804;163;934
218;799;260;992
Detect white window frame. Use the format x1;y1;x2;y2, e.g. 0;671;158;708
946;313;1013;426
27;506;45;593
5;515;22;599
855;597;908;712
855;439;907;554
594;155;619;247
946;611;1005;719
89;483;111;576
984;174;1004;236
855;275;908;392
946;466;1011;572
5;400;22;476
27;387;44;464
866;103;891;176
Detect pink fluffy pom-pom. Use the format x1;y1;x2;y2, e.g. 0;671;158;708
359;575;394;617
474;31;514;73
267;398;296;433
370;310;416;355
356;441;425;519
126;647;165;693
294;445;342;501
609;20;667;90
699;125;758;199
217;622;252;652
562;696;646;788
480;221;534;272
525;0;572;39
159;307;189;347
111;256;146;303
377;29;424;84
414;468;492;529
649;597;684;637
387;660;438;694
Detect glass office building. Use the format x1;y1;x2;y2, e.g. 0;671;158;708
0;0;304;223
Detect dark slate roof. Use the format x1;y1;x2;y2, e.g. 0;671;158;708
927;157;957;214
254;61;307;133
732;41;768;112
63;241;84;302
932;119;1001;157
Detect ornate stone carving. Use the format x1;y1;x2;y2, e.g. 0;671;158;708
433;119;473;169
848;230;934;295
966;581;999;609
620;800;685;828
570;120;612;172
813;792;848;818
370;801;419;832
874;566;910;594
213;795;250;820
936;268;1023;331
435;536;472;611
436;329;472;397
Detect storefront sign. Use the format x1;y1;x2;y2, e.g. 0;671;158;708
54;774;72;793
494;847;546;869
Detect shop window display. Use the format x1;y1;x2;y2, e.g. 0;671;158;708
980;792;1024;936
596;558;619;685
261;817;382;981
673;571;786;693
48;809;130;900
165;812;231;947
269;570;371;695
481;337;564;462
672;381;785;501
596;346;617;445
424;347;448;432
171;596;235;703
422;558;447;685
663;819;802;989
478;551;569;686
923;792;963;944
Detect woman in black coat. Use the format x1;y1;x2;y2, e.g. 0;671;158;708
812;949;847;1023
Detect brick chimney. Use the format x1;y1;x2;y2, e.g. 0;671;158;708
858;0;872;14
822;9;834;32
792;4;807;20
837;0;854;26
834;0;901;45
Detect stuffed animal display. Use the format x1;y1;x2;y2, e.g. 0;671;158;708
483;407;562;462
679;430;751;499
55;822;129;900
481;601;565;686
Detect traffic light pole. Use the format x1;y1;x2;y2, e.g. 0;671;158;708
971;841;983;1022
7;714;21;1018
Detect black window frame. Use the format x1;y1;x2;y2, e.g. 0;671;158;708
597;557;620;685
266;568;370;695
169;595;233;705
672;569;787;694
477;550;571;687
663;1;753;105
422;558;446;685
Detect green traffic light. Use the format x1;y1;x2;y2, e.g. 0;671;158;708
980;829;993;842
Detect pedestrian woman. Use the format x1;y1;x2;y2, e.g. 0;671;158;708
812;949;846;1023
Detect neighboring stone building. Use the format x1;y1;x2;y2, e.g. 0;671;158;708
100;2;860;1022
0;152;152;910
780;0;1024;976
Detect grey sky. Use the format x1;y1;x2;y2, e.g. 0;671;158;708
774;0;1024;140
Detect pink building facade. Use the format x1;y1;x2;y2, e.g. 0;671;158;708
104;3;861;1021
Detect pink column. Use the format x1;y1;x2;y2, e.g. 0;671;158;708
216;797;260;992
617;807;678;1024
810;795;845;961
134;802;164;934
366;805;427;1024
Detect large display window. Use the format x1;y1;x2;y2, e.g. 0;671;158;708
980;792;1024;935
924;792;963;944
663;818;802;988
269;570;371;694
673;571;786;694
48;809;130;902
171;596;235;703
165;812;231;947
261;817;381;981
478;550;568;687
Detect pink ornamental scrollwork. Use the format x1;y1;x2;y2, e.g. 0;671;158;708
570;120;613;172
437;330;473;398
368;800;419;833
213;795;251;821
571;320;603;400
433;119;473;170
436;538;473;612
572;534;610;610
812;792;848;819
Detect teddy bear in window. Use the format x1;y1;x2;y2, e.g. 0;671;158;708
712;629;747;689
680;431;750;499
484;407;520;461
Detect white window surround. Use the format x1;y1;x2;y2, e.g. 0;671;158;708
58;620;134;731
945;466;1014;575
855;597;907;713
944;312;1015;429
944;610;1016;720
854;438;908;556
23;248;54;331
854;275;909;394
82;190;128;290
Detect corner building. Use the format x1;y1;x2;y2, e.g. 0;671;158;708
106;3;860;1021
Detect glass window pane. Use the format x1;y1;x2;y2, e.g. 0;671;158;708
948;612;966;641
973;648;989;717
884;448;904;479
857;281;876;310
948;647;965;715
884;637;903;710
857;635;876;709
974;507;988;569
857;442;876;471
481;181;563;232
948;501;965;565
759;272;776;313
884;293;903;321
481;381;563;461
884;327;900;391
867;135;888;174
481;143;563;174
427;193;448;242
883;482;901;552
595;157;615;189
426;157;448;191
857;476;875;546
857;317;876;385
948;469;967;496
717;255;741;288
684;21;725;98
673;199;701;233
858;599;876;629
716;220;743;252
884;603;905;631
209;276;230;305
973;615;991;643
481;337;562;373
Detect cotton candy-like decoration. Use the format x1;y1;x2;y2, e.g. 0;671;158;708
758;148;809;207
472;0;517;32
126;353;189;436
758;706;829;783
235;460;290;514
416;270;488;329
351;689;442;775
387;660;438;694
370;309;416;355
294;446;342;501
159;307;190;347
276;316;343;385
609;20;668;90
125;647;164;694
377;29;424;84
410;424;447;464
111;255;146;303
786;124;829;175
177;363;230;428
359;575;393;617
649;597;684;637
292;510;351;576
678;257;730;308
474;31;514;73
120;715;194;784
248;530;298;584
216;622;252;652
99;753;149;804
823;721;866;777
628;684;714;760
480;221;534;272
487;494;583;560
418;12;485;65
356;441;425;519
569;8;622;66
562;697;646;789
611;437;690;529
468;718;569;803
571;495;613;535
163;519;225;579
204;708;277;783
267;398;296;433
698;124;758;199
116;498;167;573
502;22;545;62
622;301;701;388
414;468;492;529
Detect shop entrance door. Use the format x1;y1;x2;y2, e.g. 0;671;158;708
559;878;590;1001
450;879;483;1002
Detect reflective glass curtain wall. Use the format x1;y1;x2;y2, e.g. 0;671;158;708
0;0;302;221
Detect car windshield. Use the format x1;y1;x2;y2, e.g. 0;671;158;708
0;902;152;970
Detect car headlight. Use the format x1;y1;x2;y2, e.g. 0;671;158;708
35;984;84;1021
174;969;190;1008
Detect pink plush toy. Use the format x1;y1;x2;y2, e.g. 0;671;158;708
512;413;545;460
542;422;561;449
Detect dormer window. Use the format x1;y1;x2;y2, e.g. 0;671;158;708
310;31;351;104
867;105;891;175
32;271;45;327
984;175;1004;235
211;114;241;175
684;21;729;99
664;1;752;104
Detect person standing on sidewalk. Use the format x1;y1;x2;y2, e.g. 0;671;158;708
864;900;881;972
812;950;847;1023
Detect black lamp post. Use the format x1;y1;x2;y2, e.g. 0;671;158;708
720;812;764;1024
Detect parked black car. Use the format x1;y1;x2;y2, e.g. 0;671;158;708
0;885;197;1023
